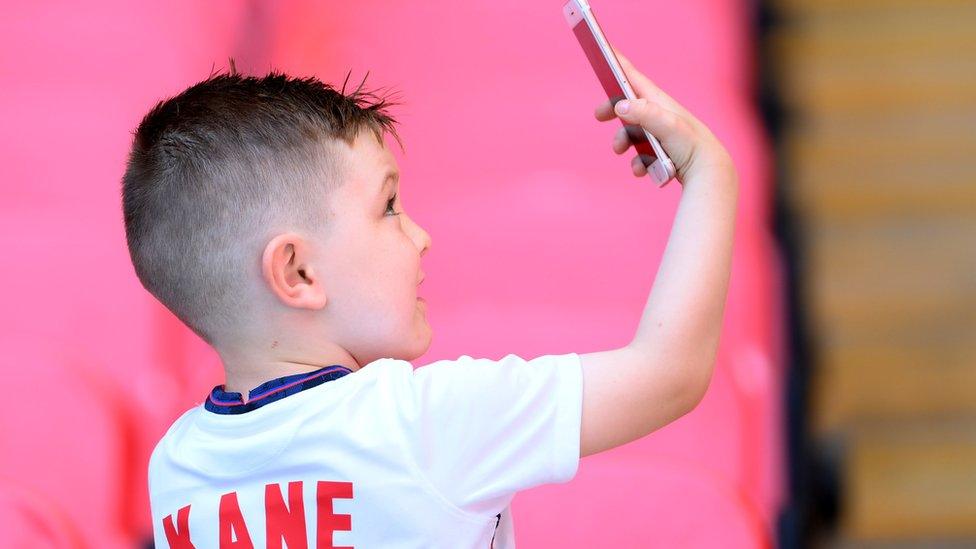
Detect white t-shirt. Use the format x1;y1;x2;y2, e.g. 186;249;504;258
148;352;583;548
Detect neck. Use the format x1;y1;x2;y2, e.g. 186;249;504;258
217;342;361;400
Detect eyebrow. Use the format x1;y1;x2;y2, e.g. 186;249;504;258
379;170;400;195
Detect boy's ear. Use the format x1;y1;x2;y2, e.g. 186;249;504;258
261;233;328;310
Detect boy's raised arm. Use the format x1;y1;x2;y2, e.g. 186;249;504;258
578;48;739;458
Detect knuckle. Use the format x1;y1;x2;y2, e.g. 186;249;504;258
641;101;662;123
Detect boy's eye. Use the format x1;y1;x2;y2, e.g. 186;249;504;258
385;193;400;216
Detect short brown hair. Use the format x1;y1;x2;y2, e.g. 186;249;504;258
122;65;403;344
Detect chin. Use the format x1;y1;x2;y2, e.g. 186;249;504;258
402;326;433;361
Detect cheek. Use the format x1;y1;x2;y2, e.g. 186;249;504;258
381;237;422;316
384;222;421;277
332;223;418;310
322;231;382;303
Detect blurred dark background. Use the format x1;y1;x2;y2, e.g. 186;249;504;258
762;0;976;546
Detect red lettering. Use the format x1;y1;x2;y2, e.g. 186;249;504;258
316;481;353;549
219;491;255;549
266;481;308;549
163;505;196;549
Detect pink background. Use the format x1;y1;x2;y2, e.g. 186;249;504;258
0;1;782;546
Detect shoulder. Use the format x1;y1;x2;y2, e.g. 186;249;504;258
148;406;201;473
412;352;581;380
396;351;581;406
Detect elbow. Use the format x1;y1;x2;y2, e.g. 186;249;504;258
626;340;718;423
679;338;722;414
675;360;715;416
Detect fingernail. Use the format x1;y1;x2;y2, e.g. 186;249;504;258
615;100;630;114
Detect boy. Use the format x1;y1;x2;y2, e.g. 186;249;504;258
124;48;737;548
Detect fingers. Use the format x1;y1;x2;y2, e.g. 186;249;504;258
631;154;648;178
612;126;629;155
590;46;724;181
610;46;665;104
613;98;697;177
592;48;681;122
594;99;616;121
609;45;699;126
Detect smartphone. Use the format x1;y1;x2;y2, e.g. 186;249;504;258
563;0;676;187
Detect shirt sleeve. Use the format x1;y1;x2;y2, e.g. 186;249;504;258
399;352;583;516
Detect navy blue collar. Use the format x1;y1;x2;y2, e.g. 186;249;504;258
205;365;354;415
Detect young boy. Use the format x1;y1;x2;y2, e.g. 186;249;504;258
124;48;737;548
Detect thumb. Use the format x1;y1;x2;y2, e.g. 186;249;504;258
613;98;695;177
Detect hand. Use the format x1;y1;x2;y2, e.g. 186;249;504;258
594;46;734;185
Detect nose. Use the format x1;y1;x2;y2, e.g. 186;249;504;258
403;211;432;257
420;229;432;257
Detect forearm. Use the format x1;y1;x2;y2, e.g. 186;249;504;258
598;48;740;401
630;165;739;396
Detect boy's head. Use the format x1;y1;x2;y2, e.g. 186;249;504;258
122;68;432;367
